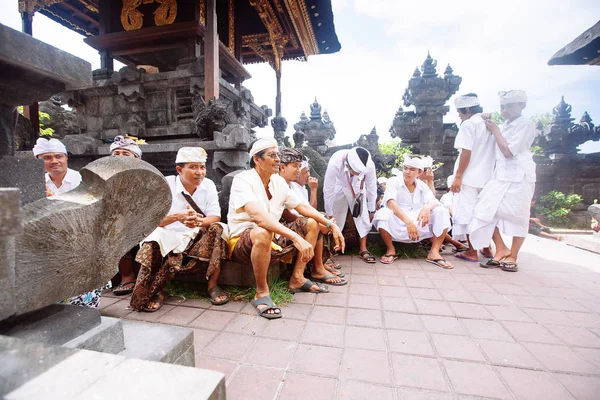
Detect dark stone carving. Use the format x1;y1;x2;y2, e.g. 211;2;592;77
271;115;289;147
192;95;231;141
535;96;600;155
589;204;600;222
354;127;396;174
294;99;336;154
391;53;462;180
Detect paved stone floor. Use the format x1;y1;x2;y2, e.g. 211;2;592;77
99;235;600;400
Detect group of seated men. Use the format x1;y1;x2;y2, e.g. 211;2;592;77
32;88;537;319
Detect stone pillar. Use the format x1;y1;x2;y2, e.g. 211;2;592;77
0;104;15;157
0;189;21;320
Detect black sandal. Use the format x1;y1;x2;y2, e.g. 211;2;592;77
359;250;376;264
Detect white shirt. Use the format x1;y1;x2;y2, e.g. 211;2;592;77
440;192;454;212
290;181;309;202
46;168;82;195
323;149;378;215
164;175;220;233
382;177;440;212
453;113;496;188
493;116;536;183
228;169;303;239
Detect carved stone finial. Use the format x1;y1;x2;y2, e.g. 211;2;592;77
310;98;322;120
551;96;574;127
444;63;454;77
323;110;331;123
421;52;438;78
413;67;421;77
580;111;594;129
271;115;288;146
369;126;377;136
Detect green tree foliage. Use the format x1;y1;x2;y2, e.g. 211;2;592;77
378;139;413;176
17;106;54;137
536;191;582;226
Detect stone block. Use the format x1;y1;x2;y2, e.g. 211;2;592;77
212;151;249;172
12;156;171;315
63;316;125;354
147;110;168;127
62;134;101;155
214;124;252;149
0;157;45;204
567;233;600;254
0;304;101;346
0;189;21;236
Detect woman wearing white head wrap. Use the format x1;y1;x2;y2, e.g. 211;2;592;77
372;155;453;268
323;146;378;263
110;135;142;158
470;90;536;272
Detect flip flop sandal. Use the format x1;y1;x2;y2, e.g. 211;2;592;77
454;252;478;263
425;258;454;269
380;254;398;264
290;279;330;293
325;259;342;270
480;259;503;269
452;247;469;254
359;250;376;264
112;280;136;296
251;295;282;319
310;274;348;286
143;291;166;313
208;286;230;306
501;262;519;272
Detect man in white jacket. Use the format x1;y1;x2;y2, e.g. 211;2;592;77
323;147;377;263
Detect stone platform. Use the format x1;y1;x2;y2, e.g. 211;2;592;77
566;233;600;254
100;234;600;399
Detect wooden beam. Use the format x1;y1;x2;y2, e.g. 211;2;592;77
21;12;39;138
204;0;219;101
21;12;33;34
275;69;281;116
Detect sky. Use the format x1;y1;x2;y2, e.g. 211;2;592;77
1;0;599;152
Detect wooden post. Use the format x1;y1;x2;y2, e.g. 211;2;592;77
21;12;39;137
275;69;282;116
204;0;219;101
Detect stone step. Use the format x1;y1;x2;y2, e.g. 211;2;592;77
63;316;124;354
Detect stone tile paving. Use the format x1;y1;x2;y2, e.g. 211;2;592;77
100;235;600;399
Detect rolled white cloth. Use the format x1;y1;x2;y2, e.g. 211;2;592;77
347;147;370;174
32;138;67;157
469;180;534;249
498;90;527;105
452;184;481;237
373;206;451;242
249;137;278;157
176;147;207;163
455;95;480;109
403;154;424;170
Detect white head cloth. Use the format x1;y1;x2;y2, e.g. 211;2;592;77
32;138;67;157
176;147;207;163
347;147;369;174
421;156;433;169
300;158;310;170
250;137;278;157
498;90;527;105
447;175;454;188
454;95;480;109
377;177;388;184
391;168;401;176
110;135;142;158
403;154;424;170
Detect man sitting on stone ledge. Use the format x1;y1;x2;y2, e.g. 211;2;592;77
278;147;346;283
372;155;453;269
227;138;345;319
130;147;228;312
32;137;81;197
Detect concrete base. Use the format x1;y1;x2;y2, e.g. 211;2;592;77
0;335;225;400
566;232;600;254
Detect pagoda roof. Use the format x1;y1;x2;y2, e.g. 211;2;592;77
22;0;341;65
548;20;600;66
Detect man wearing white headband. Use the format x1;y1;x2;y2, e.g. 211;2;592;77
449;93;496;262
130;146;228;312
291;157;318;209
110;135;142;158
228;138;345;319
278;147;346;284
32;137;81;196
373;154;453;268
323;146;377;263
470;90;535;272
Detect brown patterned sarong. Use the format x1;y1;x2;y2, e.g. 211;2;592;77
231;217;309;266
130;223;227;311
342;210;360;249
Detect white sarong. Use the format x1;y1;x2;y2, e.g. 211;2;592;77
469;180;534;249
452;184;481;237
373;206;451;243
330;186;372;239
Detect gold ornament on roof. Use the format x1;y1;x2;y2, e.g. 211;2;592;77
121;0;177;31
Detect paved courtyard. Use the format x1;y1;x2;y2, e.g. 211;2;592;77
99;235;600;400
